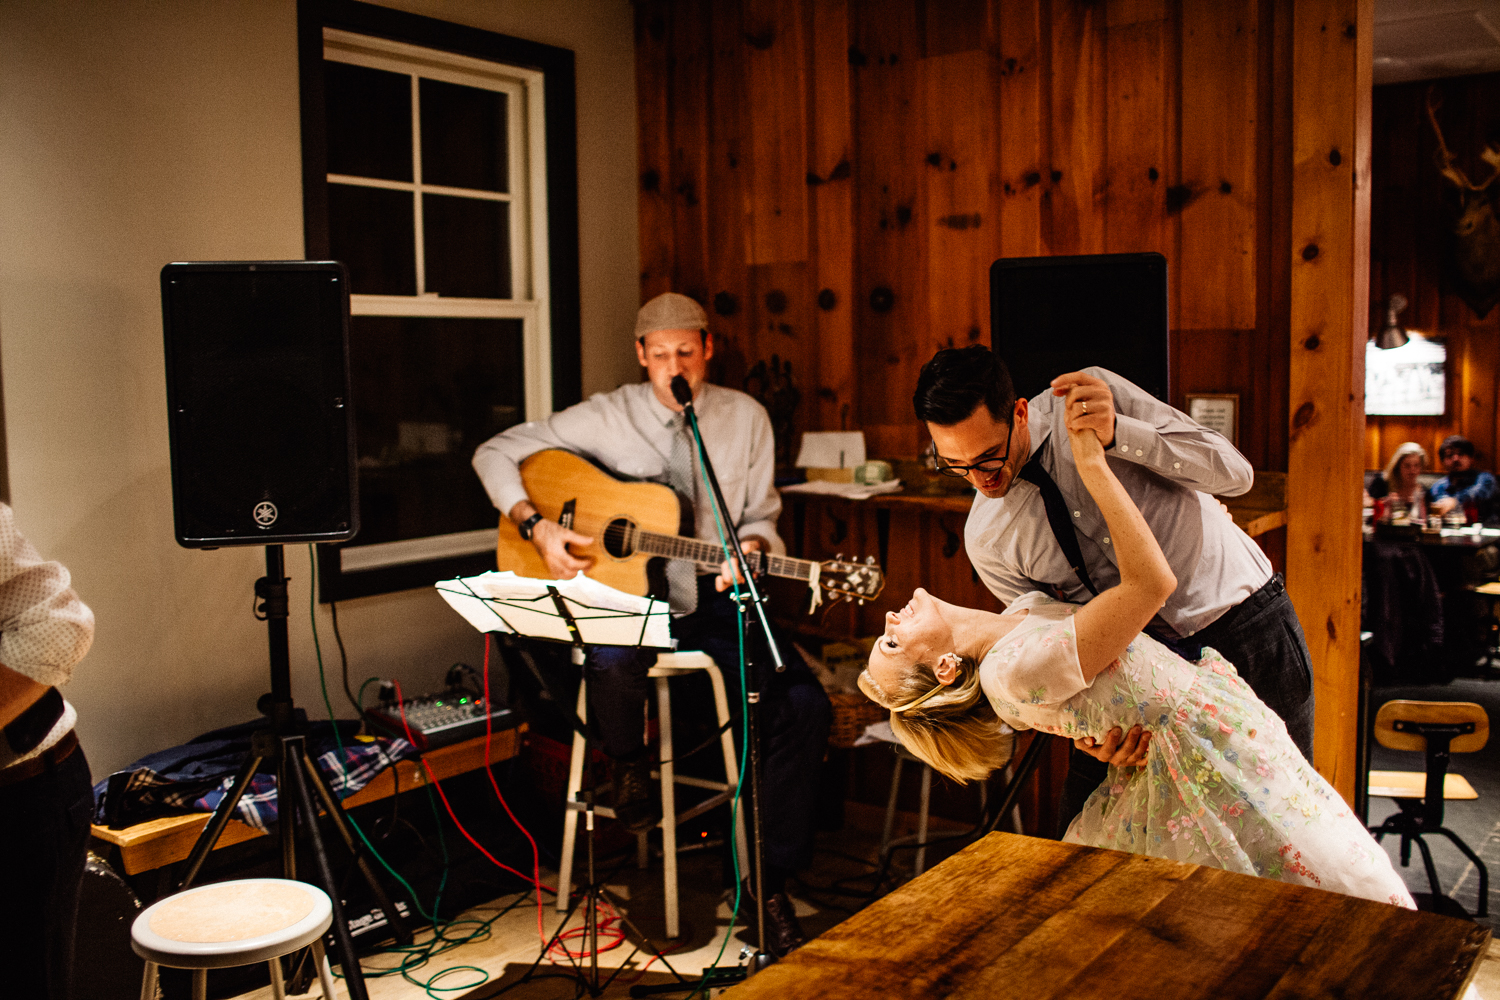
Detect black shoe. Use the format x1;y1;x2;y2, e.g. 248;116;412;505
612;755;660;834
759;891;807;958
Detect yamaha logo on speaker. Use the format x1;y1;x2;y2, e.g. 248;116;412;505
253;502;279;528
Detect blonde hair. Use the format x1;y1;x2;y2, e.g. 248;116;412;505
858;657;1013;784
1383;441;1429;490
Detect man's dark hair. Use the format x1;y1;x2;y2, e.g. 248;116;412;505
1440;434;1476;459
913;345;1017;426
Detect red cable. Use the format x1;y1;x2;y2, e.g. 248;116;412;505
481;633;548;943
391;680;554;934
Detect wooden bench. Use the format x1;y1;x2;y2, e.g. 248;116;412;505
91;727;525;878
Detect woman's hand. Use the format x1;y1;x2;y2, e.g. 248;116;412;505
1051;371;1117;447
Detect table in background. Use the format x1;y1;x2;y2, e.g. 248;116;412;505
90;727;525;890
727;832;1489;1000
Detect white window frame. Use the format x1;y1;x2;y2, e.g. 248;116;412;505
324;29;552;571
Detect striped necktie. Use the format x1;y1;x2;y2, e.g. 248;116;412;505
666;414;699;615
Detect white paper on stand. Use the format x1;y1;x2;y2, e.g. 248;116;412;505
780;479;904;499
436;571;673;648
794;431;866;469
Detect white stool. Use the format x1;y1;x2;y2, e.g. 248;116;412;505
132;878;338;1000
558;651;751;939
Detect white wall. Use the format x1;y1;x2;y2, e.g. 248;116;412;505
0;0;639;777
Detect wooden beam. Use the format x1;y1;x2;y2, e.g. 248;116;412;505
1286;0;1372;800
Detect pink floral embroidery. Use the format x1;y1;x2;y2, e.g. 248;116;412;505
1203;703;1219;716
1278;844;1321;885
1218;721;1234;734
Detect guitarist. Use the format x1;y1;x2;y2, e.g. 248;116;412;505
472;292;830;957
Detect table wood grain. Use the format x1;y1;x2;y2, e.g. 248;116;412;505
728;833;1489;1000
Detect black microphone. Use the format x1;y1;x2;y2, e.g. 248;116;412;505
670;374;693;406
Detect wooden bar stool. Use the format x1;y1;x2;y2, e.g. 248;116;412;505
132;877;338;1000
1368;699;1490;917
557;650;750;939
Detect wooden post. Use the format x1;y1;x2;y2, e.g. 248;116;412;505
1286;0;1372;800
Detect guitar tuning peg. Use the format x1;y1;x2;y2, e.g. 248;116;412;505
858;598;865;606
865;555;876;565
835;552;844;561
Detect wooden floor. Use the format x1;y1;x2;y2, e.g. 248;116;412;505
228;810;940;1000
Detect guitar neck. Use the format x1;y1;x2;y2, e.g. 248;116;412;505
633;529;818;583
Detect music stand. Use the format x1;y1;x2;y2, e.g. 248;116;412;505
437;572;695;996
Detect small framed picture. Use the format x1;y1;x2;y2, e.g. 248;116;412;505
1185;393;1239;447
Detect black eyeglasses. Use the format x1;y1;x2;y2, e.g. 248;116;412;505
934;415;1015;478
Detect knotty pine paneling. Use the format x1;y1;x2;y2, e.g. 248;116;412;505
811;0;856;432
1044;0;1108;257
637;0;1287;467
1367;73;1500;474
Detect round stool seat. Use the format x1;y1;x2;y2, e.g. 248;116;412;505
132;878;333;969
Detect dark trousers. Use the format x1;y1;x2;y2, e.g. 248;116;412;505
1057;574;1315;836
586;576;832;871
0;741;93;1000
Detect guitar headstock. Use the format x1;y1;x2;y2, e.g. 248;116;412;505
818;555;885;603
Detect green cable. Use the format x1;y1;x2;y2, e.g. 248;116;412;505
685;426;753;994
306;545;523;998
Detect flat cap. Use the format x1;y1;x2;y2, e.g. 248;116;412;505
635;292;707;341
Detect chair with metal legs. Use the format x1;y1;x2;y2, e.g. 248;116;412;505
1368;699;1490;917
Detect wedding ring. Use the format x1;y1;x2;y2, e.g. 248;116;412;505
1081;400;1088;414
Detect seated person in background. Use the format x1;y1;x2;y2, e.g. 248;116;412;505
1429;434;1497;524
473;292;830;956
1368;441;1429;522
858;418;1416;909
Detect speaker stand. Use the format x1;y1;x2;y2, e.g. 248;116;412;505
174;545;411;999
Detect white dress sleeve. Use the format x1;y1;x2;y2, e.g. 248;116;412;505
979;594;1089;711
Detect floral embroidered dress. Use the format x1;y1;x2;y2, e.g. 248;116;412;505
980;592;1414;908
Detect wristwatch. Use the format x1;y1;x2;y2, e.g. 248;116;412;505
517;512;544;540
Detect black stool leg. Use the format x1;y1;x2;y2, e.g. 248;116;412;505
1411;833;1446;904
1434;827;1490;917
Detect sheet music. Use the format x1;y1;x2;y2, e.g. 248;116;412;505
436;571;673;648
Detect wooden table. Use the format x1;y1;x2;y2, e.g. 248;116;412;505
728;832;1490;999
90;726;524;877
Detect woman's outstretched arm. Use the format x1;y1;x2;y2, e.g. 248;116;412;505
1063;411;1177;681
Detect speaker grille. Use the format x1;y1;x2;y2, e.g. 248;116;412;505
162;262;358;546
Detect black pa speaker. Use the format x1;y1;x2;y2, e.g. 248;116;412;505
990;252;1169;402
161;261;359;547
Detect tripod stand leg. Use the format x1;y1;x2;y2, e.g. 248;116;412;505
284;736;371;1000
299;751;416;944
177;750;265;891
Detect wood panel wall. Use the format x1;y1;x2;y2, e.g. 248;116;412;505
636;0;1291;471
1367;72;1500;473
637;0;1372;798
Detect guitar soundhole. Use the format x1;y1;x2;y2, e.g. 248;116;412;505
602;517;637;559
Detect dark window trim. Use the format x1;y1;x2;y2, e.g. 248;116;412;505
297;0;580;603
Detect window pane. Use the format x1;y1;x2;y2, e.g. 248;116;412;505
424;194;511;298
420;78;508;192
329;184;416;295
349;315;525;546
324;61;412;182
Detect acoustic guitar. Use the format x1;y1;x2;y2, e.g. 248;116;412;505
495;449;884;607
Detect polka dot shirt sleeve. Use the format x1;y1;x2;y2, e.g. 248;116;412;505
0;504;93;687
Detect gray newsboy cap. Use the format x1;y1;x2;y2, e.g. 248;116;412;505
635;292;708;341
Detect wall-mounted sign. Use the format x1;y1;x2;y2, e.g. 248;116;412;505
1186;394;1239;447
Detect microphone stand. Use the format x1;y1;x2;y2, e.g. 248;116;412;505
670;374;781;976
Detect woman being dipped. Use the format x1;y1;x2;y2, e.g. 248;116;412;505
860;399;1414;907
